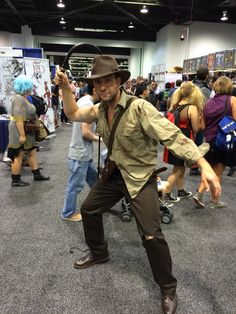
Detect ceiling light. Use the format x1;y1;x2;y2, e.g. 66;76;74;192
221;11;228;21
74;27;117;33
128;22;134;29
57;0;65;8
140;5;148;14
59;17;66;24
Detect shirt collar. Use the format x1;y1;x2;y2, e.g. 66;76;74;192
99;89;128;113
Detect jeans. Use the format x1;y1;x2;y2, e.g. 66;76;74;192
61;158;97;218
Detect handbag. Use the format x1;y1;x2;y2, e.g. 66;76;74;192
24;120;40;134
100;96;137;184
35;120;50;142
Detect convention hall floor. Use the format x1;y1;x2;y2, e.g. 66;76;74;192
0;124;235;314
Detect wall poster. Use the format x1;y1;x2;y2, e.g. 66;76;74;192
207;53;215;71
200;55;208;68
183;59;189;73
188;59;196;73
214;51;225;70
224;49;235;69
195;57;202;70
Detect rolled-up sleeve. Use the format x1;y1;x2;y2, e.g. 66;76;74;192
139;102;204;165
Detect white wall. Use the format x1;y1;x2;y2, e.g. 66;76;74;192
142;42;156;77
1;21;236;78
129;47;143;78
188;22;236;58
149;21;236;74
0;32;10;47
0;26;35;48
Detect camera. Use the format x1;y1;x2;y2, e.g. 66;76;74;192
180;34;184;41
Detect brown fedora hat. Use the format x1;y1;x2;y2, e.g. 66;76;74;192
82;55;130;85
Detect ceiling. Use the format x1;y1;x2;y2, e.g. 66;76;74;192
1;0;236;42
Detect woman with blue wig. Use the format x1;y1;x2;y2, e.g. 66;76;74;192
8;75;50;186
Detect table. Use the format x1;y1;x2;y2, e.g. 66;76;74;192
0;120;9;152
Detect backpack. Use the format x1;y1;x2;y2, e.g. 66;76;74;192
215;116;236;152
159;90;170;111
30;95;48;117
165;104;189;127
162;89;170;104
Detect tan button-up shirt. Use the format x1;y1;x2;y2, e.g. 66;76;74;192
96;90;203;198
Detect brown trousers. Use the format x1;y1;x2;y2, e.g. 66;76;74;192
80;170;177;295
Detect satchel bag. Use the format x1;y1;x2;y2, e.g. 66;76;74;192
24;120;40;134
35;120;50;142
101;159;118;184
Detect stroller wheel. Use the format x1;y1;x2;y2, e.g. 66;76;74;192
161;214;172;224
122;200;126;210
121;211;131;222
122;199;130;210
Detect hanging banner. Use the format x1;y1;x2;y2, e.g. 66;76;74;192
24;58;55;132
0;57;24;112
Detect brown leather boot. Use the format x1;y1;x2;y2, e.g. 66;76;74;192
162;294;177;314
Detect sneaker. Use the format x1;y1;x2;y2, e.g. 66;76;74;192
192;192;205;208
210;201;227;209
178;190;192;199
165;193;180;203
61;213;82;222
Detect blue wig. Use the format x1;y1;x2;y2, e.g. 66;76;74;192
13;75;33;95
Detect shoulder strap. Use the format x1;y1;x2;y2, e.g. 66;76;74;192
172;104;189;126
177;103;189;113
107;96;137;158
223;96;230;115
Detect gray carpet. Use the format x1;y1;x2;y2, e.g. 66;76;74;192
0;124;235;314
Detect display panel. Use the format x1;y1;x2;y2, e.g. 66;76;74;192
224;49;235;68
214;51;225;70
207;53;215;71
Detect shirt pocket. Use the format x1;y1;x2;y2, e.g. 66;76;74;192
117;120;144;153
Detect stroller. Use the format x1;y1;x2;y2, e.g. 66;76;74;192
99;150;173;224
121;167;173;224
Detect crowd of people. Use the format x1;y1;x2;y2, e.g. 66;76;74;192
1;56;236;314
